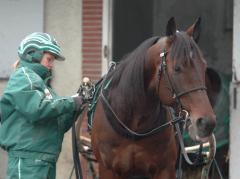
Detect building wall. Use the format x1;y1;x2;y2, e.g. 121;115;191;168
0;0;44;78
0;149;7;179
44;0;82;179
44;0;82;95
82;0;103;81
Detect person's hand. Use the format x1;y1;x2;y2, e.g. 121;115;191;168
73;96;83;111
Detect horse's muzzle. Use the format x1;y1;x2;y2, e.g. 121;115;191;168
196;117;216;138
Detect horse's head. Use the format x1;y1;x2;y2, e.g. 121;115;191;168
147;17;216;142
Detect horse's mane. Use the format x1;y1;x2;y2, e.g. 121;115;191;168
106;37;159;107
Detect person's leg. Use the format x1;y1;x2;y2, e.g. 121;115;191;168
7;157;56;179
6;156;19;179
47;162;56;179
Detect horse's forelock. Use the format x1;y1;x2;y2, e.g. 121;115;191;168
170;32;203;66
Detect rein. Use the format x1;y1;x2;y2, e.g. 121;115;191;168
99;58;186;140
100;88;184;140
100;49;208;141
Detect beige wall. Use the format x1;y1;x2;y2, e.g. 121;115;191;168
0;81;7;93
44;0;82;95
0;81;7;179
44;0;82;178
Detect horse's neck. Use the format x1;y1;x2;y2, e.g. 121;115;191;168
108;89;166;127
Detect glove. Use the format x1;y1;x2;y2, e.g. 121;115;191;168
73;96;83;112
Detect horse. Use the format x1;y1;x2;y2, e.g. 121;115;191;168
90;17;216;179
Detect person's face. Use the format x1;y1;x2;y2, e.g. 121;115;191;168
40;52;55;70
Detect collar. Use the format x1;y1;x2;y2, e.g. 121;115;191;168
19;60;51;81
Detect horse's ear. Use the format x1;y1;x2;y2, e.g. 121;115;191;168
166;17;176;37
186;17;201;43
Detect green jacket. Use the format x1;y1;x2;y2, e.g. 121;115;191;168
0;61;76;162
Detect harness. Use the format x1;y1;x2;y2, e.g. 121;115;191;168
98;50;214;179
71;51;222;179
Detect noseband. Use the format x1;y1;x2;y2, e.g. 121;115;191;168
158;50;207;100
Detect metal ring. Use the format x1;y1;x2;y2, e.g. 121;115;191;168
180;109;189;119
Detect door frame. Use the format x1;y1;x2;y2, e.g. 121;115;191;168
101;0;113;75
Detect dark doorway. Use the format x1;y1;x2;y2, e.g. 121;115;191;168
112;0;233;75
112;0;153;61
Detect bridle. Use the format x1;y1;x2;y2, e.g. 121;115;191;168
157;50;211;178
157;50;207;100
100;48;208;140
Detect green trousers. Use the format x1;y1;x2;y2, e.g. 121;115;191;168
7;156;56;179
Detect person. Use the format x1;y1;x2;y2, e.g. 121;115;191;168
0;32;86;179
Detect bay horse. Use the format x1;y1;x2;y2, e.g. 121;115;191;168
90;17;216;179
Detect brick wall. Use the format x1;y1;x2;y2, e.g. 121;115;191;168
82;0;103;82
81;0;103;178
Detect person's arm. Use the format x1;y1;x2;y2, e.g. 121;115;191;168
5;68;78;124
13;90;76;123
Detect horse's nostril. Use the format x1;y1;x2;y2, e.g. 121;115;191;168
196;117;216;137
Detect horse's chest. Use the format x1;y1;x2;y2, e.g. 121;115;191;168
102;141;176;175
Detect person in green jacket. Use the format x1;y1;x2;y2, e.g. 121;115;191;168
0;32;86;179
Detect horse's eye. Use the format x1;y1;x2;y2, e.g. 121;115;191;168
174;66;181;72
